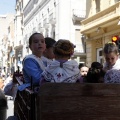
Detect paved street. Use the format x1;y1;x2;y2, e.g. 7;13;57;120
6;97;17;120
7;98;14;118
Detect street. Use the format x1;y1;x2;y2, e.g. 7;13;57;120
6;97;17;120
7;98;14;118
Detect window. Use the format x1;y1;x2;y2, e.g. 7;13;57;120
95;0;100;12
97;48;103;64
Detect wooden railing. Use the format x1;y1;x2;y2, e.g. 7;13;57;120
14;74;120;120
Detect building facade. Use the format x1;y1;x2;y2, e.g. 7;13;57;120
14;0;24;71
81;0;120;67
1;0;87;72
0;14;15;74
2;0;120;73
22;0;86;65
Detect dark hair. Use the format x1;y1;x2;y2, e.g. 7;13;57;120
29;32;43;46
78;63;84;69
103;42;119;55
45;37;56;48
86;62;105;83
86;68;105;83
78;63;88;69
91;62;103;69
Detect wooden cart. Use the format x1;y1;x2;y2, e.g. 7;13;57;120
14;73;120;120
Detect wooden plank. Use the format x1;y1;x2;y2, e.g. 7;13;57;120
36;83;120;120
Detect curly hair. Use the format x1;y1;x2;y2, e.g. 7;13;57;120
53;39;74;57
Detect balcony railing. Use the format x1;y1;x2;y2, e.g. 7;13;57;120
72;9;86;24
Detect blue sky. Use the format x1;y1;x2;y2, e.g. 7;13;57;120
0;0;16;15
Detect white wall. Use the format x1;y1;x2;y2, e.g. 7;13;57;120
23;0;86;56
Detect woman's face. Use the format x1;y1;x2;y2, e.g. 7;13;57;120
104;52;119;66
29;34;46;57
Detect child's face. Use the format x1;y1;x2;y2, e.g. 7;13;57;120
104;52;119;66
30;34;46;57
44;47;55;59
80;67;89;77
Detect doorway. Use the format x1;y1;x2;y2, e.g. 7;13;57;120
97;48;103;64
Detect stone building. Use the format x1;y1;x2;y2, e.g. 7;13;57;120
14;0;24;71
81;0;120;67
0;14;15;74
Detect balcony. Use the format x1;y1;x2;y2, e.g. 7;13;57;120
81;2;120;35
72;9;86;25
